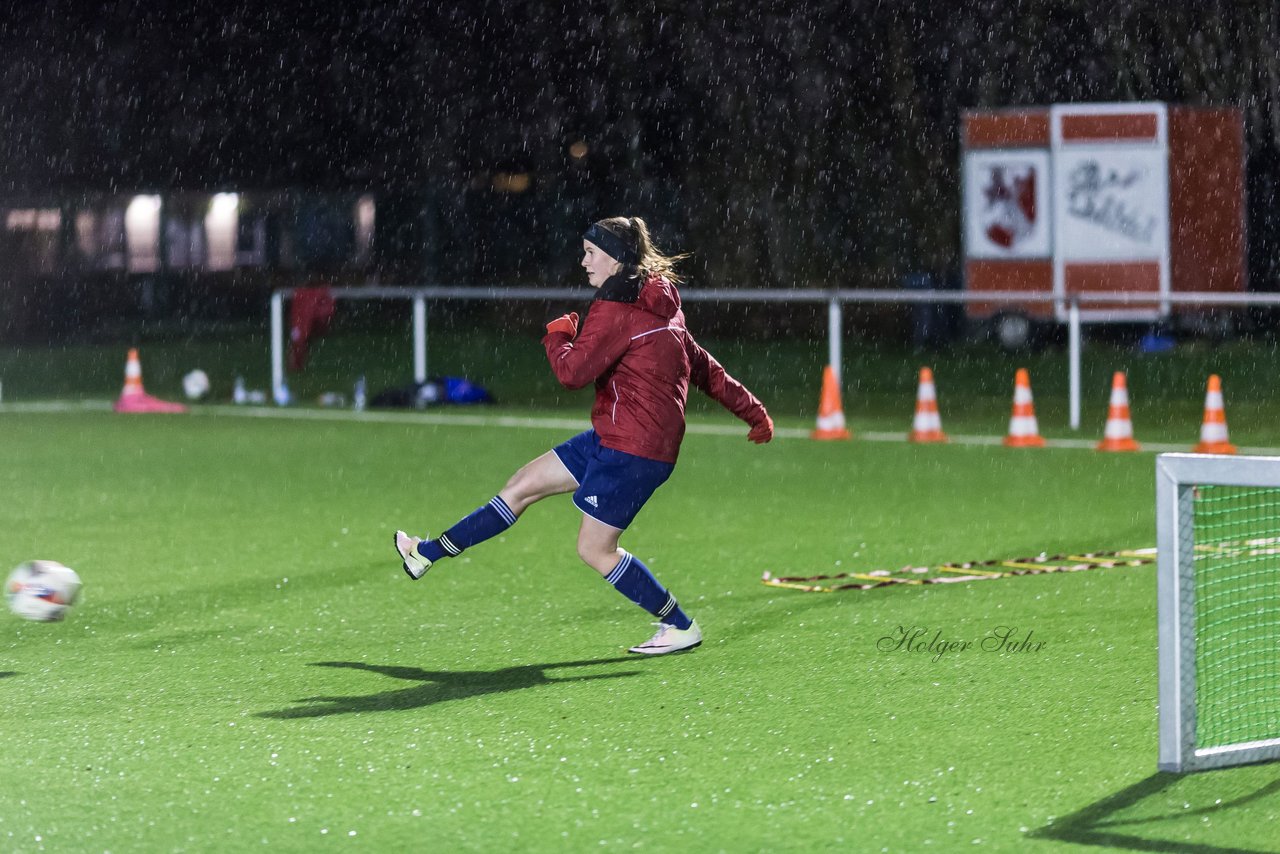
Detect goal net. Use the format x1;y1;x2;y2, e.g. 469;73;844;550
1157;453;1280;772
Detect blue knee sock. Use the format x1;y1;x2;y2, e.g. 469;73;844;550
416;496;517;562
605;551;692;630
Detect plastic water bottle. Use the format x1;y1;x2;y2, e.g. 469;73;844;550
233;376;246;404
354;376;367;412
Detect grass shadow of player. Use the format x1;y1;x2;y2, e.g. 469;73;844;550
0;671;16;679
1029;771;1280;853
257;657;642;719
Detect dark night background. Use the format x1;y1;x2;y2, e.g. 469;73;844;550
1;0;1278;297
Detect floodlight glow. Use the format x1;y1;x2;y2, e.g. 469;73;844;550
355;194;375;259
125;195;162;272
205;193;240;270
75;211;97;257
2;209;60;230
210;193;239;217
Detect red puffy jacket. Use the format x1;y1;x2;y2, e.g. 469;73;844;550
542;275;768;463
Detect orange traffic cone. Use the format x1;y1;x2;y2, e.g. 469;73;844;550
120;348;145;397
908;367;947;443
1193;374;1236;454
811;365;852;440
1096;371;1139;452
114;348;187;414
1003;368;1045;447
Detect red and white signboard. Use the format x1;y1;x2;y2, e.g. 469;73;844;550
963;149;1051;259
962;103;1244;325
1050;103;1170;321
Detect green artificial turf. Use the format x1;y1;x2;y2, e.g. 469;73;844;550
2;409;1279;852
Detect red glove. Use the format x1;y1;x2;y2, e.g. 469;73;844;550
546;312;579;338
748;413;774;444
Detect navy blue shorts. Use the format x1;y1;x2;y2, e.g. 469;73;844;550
552;430;674;530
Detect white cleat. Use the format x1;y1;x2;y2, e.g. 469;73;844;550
628;620;702;655
395;530;432;580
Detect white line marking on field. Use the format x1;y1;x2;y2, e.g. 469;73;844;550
4;399;1279;455
0;400;114;413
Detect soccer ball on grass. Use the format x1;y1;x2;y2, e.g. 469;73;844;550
6;561;82;622
182;369;211;401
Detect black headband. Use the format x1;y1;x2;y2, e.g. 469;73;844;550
583;223;638;266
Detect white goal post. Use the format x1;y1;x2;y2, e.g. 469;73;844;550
1156;453;1280;772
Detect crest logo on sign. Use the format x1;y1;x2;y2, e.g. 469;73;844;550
980;165;1038;249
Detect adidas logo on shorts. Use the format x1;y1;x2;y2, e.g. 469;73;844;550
584;495;599;507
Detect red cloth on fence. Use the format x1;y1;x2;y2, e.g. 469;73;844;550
289;286;336;372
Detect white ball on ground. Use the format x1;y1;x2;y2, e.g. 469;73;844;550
182;369;211;400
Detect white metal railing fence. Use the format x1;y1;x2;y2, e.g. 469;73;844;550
270;287;1280;430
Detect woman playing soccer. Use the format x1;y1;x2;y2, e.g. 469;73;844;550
395;216;773;655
